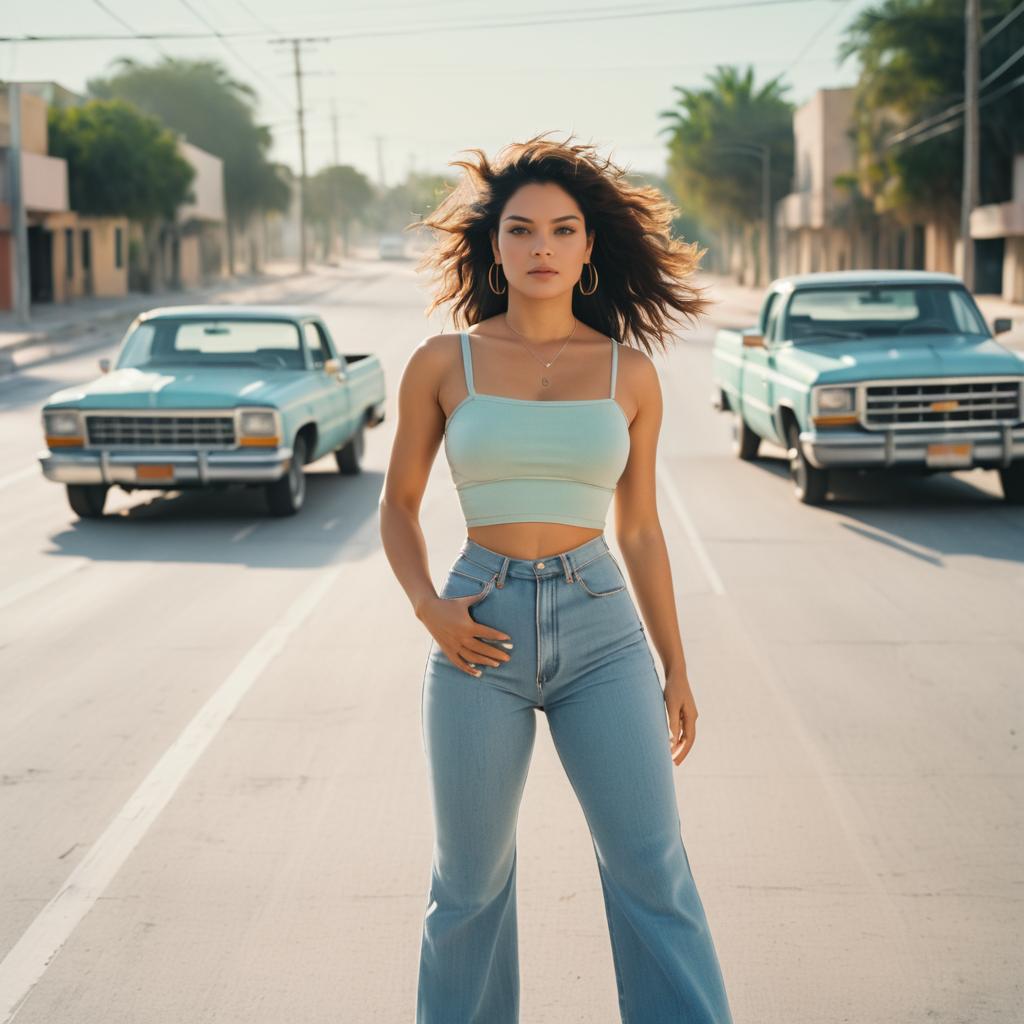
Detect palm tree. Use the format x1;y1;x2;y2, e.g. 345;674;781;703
660;65;794;285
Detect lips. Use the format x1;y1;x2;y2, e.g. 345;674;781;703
529;269;558;275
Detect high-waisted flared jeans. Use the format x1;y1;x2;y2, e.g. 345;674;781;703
417;534;734;1024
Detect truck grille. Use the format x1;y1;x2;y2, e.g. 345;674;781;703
85;414;236;448
863;379;1022;429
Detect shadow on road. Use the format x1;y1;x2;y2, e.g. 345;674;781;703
746;451;1024;567
41;465;383;570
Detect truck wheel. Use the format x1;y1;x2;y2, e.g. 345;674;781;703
732;411;761;460
335;423;365;475
786;421;828;505
66;483;109;519
998;463;1024;504
265;434;307;516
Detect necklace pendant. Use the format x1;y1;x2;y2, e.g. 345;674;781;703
541;376;550;387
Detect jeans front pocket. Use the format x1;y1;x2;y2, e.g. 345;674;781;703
573;550;627;597
440;566;498;607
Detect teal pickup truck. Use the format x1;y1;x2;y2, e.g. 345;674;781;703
38;305;386;518
711;270;1024;504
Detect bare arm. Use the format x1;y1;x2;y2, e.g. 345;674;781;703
378;339;446;617
378;336;513;677
612;349;697;766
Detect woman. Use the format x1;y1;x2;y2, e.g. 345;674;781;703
379;134;734;1023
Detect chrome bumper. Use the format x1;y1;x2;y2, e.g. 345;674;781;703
38;446;293;486
799;425;1024;470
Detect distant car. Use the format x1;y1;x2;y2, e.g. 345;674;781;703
38;305;387;518
711;270;1024;504
378;234;406;260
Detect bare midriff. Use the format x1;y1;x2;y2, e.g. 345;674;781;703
466;523;605;562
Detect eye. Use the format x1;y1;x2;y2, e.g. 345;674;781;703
556;226;575;234
509;226;528;234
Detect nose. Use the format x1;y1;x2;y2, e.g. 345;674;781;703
531;235;553;256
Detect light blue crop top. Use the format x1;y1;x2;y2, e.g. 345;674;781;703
443;330;631;528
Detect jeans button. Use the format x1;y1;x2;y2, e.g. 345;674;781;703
535;561;545;569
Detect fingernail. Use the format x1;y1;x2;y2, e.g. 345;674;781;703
501;642;513;649
473;669;482;677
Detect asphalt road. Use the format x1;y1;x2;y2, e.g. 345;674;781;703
0;258;1020;1023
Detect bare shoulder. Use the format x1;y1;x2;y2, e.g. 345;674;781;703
617;343;661;394
402;331;462;388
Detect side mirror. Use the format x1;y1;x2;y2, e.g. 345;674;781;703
98;357;111;373
993;318;1013;335
323;357;341;374
742;333;766;348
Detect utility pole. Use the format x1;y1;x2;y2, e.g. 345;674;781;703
8;83;31;323
961;0;980;290
291;40;309;273
330;98;340;167
374;135;386;190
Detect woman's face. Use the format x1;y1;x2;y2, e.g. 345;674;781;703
491;182;594;298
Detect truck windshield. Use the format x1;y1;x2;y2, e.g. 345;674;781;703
117;318;305;370
783;284;990;342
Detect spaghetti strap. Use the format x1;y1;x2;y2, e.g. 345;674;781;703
609;337;619;399
459;330;476;395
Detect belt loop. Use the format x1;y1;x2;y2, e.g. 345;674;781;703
496;556;510;589
559;552;573;583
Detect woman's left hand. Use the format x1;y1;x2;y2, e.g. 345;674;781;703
663;671;698;766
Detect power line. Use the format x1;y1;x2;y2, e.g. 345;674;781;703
175;0;292;114
91;0;170;60
231;0;282;37
980;0;1024;47
1;1;853;44
979;41;1024;91
782;0;856;77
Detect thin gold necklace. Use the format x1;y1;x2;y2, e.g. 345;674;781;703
504;313;578;387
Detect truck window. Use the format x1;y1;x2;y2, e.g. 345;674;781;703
304;322;327;368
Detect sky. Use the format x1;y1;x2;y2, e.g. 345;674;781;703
3;0;879;187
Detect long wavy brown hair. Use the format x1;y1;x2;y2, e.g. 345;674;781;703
413;132;710;355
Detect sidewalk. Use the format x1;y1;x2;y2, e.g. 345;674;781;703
0;260;375;377
697;271;1024;351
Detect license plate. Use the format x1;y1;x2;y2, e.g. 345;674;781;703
136;464;175;481
925;442;973;468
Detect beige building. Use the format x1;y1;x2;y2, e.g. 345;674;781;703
171;140;227;288
775;87;929;279
0;84;127;311
969;153;1024;302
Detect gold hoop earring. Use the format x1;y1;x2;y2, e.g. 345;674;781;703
488;262;507;295
578;262;598;296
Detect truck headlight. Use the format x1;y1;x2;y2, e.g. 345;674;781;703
238;409;280;447
43;410;84;446
811;386;858;426
815;387;855;412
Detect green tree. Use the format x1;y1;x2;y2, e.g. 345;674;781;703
659;65;794;284
48;98;194;290
88;58;290;272
306;164;374;259
377;172;452;230
838;0;1023;221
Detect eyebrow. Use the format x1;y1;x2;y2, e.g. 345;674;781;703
501;214;582;223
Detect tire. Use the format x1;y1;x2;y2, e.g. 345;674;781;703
998;463;1024;504
66;483;109;518
335;422;365;475
786;421;829;505
265;433;308;516
732;410;761;460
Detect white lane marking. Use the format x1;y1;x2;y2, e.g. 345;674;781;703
656;461;726;597
0;561;345;1022
231;523;259;542
0;560;89;613
0;465;38;492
